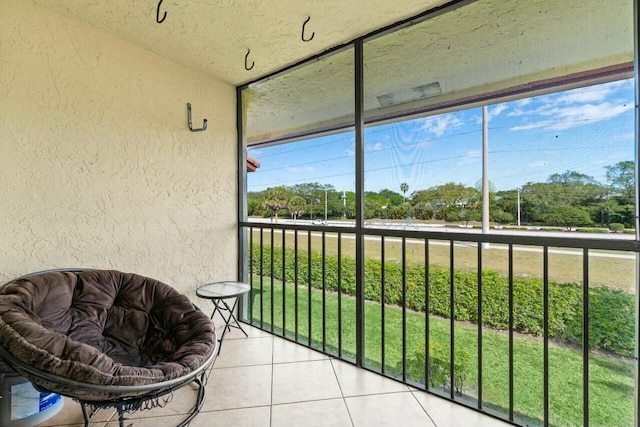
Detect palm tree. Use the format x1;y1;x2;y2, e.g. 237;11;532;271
262;187;288;223
288;196;306;220
400;182;409;201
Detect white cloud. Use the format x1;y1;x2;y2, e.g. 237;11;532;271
554;90;610;104
510;101;633;132
592;153;626;166
548;81;625;106
507;79;633;133
344;149;355;157
553;102;632;122
507;99;533;117
614;132;635;141
419;114;463;137
515;98;533;107
489;104;508;120
476;104;508;124
509;122;549;131
458;150;482;165
366;142;384;152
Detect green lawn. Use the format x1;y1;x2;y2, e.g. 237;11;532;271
247;277;634;427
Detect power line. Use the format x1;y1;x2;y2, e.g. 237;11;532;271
249;143;630;189
249;104;631;159
248;125;397;159
248;171;355;189
247;105;633;189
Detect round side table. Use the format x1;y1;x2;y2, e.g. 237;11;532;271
196;281;251;354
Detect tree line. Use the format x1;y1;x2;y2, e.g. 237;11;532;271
248;161;635;229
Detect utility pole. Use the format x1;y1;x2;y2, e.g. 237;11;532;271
342;190;347;218
482;106;490;247
324;189;328;222
517;188;521;227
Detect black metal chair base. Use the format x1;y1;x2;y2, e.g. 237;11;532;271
0;343;215;427
80;370;209;427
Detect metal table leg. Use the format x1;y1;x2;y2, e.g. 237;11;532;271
213;297;249;354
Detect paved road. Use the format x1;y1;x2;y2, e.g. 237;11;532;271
249;217;636;239
248;218;637;259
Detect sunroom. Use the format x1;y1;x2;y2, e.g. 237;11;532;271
1;0;638;426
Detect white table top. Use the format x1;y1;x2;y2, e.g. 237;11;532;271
196;281;251;299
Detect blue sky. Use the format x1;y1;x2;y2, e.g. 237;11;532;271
248;78;635;193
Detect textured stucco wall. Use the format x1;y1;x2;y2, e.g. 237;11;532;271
0;0;237;300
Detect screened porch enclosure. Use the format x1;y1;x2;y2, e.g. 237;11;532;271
238;1;639;426
243;226;637;426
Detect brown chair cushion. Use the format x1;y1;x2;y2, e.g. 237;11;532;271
0;270;215;396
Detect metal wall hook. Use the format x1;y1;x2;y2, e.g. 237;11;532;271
302;16;315;42
156;0;167;23
187;103;207;132
244;49;255;71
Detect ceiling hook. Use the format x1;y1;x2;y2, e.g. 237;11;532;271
156;0;167;24
302;16;315;42
245;49;255;71
187;103;207;132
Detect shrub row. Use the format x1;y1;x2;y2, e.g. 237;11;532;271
250;244;635;356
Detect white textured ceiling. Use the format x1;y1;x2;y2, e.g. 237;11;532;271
31;0;450;86
244;0;634;144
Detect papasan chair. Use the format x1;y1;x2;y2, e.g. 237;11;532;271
0;268;217;427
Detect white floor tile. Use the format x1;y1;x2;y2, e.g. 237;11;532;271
214;336;273;368
204;365;272;411
345;392;436;427
412;392;512;427
273;336;328;364
331;359;408;397
272;360;342;405
192;406;271;427
271;399;352;427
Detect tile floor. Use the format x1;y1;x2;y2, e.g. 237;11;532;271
39;323;513;427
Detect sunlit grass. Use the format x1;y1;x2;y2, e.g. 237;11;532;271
247;277;634;427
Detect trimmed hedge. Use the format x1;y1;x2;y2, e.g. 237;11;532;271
250;244;634;356
609;223;625;232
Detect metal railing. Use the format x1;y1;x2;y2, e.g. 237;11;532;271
239;221;639;427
